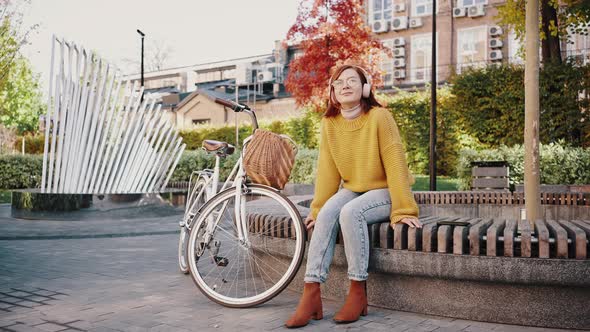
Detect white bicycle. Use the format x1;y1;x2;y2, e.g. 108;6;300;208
178;98;306;307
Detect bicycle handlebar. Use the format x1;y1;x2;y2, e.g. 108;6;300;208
214;98;259;131
214;98;249;112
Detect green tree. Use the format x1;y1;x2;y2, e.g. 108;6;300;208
497;0;590;64
0;57;46;134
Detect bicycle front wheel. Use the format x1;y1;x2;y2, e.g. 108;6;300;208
186;184;305;307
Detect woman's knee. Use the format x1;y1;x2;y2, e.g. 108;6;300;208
339;203;362;228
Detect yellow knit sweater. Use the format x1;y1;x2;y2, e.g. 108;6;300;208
309;106;419;225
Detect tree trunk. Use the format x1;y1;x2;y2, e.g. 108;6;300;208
541;0;562;64
525;0;542;226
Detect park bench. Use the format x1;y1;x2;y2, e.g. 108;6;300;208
245;193;590;330
470;160;510;192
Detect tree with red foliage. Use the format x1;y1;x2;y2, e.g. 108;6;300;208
283;0;389;109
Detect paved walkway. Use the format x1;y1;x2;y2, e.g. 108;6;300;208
0;203;582;332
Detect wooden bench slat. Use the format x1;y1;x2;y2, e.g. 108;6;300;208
379;222;393;249
469;218;494;256
437;225;453;253
472;167;509;177
452;217;481;255
486;219;506;257
503;219;518;257
557;219;587;259
393;222;408;250
518;220;532;258
571;220;590;255
534;219;550;258
407;216;439;251
545;219;569;259
472;178;510;189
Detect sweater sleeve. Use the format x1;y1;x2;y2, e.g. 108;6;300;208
309;119;341;220
377;110;419;225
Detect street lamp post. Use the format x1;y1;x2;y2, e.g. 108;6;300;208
137;29;145;104
429;0;437;191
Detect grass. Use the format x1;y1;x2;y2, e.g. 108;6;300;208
412;175;460;191
0;190;11;204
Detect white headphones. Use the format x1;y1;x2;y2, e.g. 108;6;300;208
328;65;373;104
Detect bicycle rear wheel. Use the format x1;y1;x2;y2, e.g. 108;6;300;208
186;184;305;307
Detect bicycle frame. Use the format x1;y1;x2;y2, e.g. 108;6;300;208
183;107;261;250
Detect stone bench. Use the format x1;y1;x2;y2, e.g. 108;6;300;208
246;206;590;330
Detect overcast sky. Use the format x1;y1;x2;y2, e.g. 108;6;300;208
20;0;300;92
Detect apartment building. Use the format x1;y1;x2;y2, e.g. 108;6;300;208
369;0;590;91
124;42;302;129
124;1;589;129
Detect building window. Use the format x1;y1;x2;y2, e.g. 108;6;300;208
371;0;393;22
508;30;524;64
380;39;395;86
457;26;487;72
458;0;487;7
566;26;590;64
192;119;210;126
412;0;438;17
410;33;438;82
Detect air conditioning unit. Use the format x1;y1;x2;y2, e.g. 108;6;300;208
468;4;485;17
257;71;273;82
489;38;503;48
235;63;253;85
391;16;408;30
489;26;503;36
490;50;503;61
394;69;406;79
394;58;406;67
394;3;406;12
453;7;467;17
393;47;405;57
372;20;390;33
393;37;406;47
409;17;423;28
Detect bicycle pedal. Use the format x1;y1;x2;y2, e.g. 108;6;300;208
213;256;228;267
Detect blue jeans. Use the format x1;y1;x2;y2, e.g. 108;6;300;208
304;187;391;283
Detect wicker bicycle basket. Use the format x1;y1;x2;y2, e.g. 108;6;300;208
243;129;298;190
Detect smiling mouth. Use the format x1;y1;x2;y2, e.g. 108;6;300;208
341;92;352;96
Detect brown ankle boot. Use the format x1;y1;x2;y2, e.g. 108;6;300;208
333;279;368;324
284;282;323;328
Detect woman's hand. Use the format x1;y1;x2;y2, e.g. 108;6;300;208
400;217;422;228
304;213;316;230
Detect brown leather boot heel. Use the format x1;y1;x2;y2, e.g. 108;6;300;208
333;279;368;324
284;282;323;328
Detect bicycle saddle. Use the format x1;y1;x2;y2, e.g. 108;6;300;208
202;140;235;155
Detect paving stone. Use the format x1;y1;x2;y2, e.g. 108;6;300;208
0;213;578;332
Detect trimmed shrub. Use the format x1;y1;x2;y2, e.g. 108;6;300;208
170;148;319;185
450;62;590;148
0;154;43;189
456;140;590;190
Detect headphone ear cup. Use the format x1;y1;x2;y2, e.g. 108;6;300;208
362;83;371;98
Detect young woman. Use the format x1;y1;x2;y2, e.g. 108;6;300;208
285;64;422;328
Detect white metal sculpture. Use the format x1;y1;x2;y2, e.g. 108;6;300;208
41;35;186;194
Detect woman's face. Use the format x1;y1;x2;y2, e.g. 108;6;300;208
332;68;363;109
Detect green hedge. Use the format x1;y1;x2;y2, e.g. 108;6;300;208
378;87;484;177
450;62;590;148
456;140;590;190
0;154;42;189
178;107;320;151
170;148;319;185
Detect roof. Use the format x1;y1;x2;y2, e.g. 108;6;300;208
173;79;275;111
123;54;273;80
